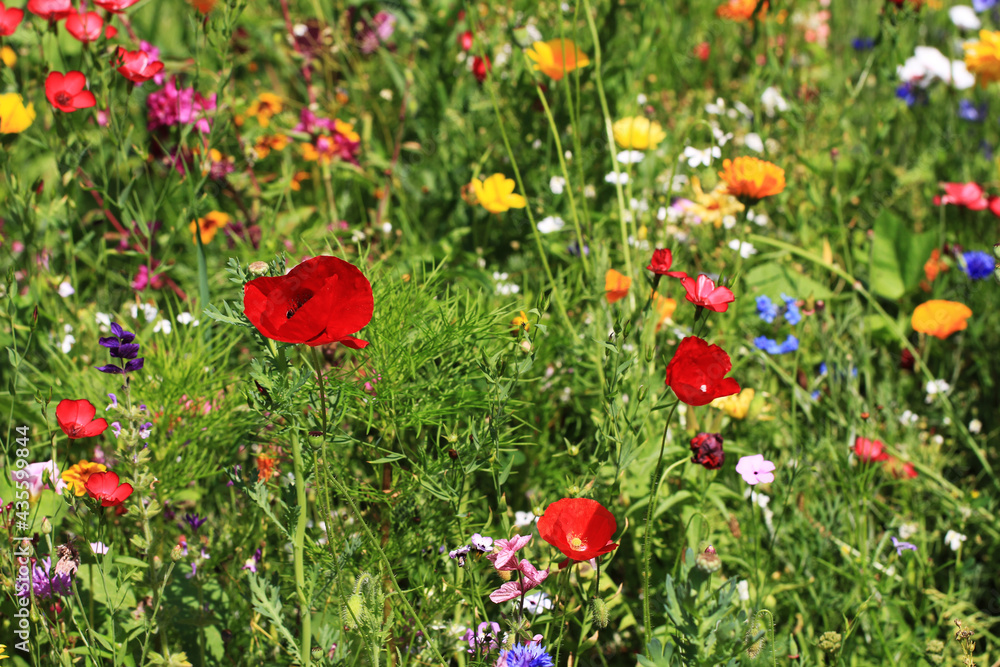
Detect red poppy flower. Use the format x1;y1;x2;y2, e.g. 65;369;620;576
458;30;473;51
645;249;687;278
933;182;988;211
537;498;619;562
243;255;374;348
63;11;103;42
56;399;108;439
114;47;164;84
0;1;24;35
26;0;70;20
472;55;491;83
679;274;735;313
853;436;889;463
45;71;97;113
664;336;741;406
92;0;140;12
85;471;133;507
690;432;725;469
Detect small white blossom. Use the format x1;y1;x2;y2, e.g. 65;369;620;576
944;530;967;552
736;580;750;601
60;334;76;354
381;222;393;234
743;132;764;153
130;303;159;321
604;171;629;185
514;511;537;528
630;198;649;212
177;312;200;326
746;209;769;226
681;145;721;168
153;319;172;334
728;239;757;258
898;522;919;540
57;281;75;298
761;87;789;117
617;150;645;164
95;312;112;328
583;184;596;198
949;6;981;31
969;418;982;434
549;176;566;195
636;93;647;105
722;215;737;230
525;23;543;42
899;410;919;426
537;216;565;234
656;206;667;221
924;379;951;403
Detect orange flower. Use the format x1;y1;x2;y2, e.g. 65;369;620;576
511;310;530;332
651;291;677;330
254;133;289;159
247;93;282;128
190;210;231;243
188;0;216;12
716;0;767;21
911;300;972;339
923;248;949;284
61;460;107;496
718;157;785;201
605;269;631;304
290;170;310;191
525;39;590;81
257;454;277;483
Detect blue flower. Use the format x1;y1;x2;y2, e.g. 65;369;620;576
891;536;918;556
852;37;875;51
777;335;799;354
755;335;798;355
817;362;828;376
781;294;801;325
896;82;925;108
500;643;554;667
756;295;779;323
961;250;994;280
958;99;988;122
973;0;998;11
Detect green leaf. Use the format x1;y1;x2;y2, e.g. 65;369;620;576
869;210;937;299
743;262;831;300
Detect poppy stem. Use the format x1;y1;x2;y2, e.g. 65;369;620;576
290;430;312;667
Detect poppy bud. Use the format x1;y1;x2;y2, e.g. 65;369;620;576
248;261;268;276
41;517;52;534
31;305;38;329
690;432;725;470
472;55;491;83
994;243;1000;260
900;348;915;371
590;597;609;628
696;546;721;573
170;545;184;561
447;448;458;460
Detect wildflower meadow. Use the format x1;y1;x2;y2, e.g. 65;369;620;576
2;0;1000;665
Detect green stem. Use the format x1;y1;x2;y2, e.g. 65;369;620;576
291;431;312;667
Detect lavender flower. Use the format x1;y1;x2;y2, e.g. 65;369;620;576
462;621;501;654
242;548;262;573
19;558;74;600
891;536;918;556
183;513;207;532
470;533;494;552
448;545;471;567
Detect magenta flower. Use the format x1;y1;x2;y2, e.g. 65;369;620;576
487;534;532;571
138;41;164;85
146;76;217;134
735;454;776;485
488;559;549;603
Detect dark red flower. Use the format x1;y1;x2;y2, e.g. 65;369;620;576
537;498;619;562
26;0;70;21
458;30;473;51
243;255;374;348
45;71;97;113
664;336;741;406
679;274;735;313
853;436;889;463
645;248;686;278
472;55;491;83
63;11;103;42
900;348;915;371
884;456;918;479
0;1;24;36
114;47;164;84
56;399;108;439
85;471;133;507
92;0;140;12
690;432;725;469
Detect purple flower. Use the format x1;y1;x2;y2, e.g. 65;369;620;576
448;544;471;566
183;513;207;532
852;37;875;51
470;533;493;552
147;76;217;134
97;322;144;375
111;422;122;438
497;641;555;667
973;0;997;11
958;99;988;122
736;454;776;486
242;548;262;573
462;621;501;654
106;393;118;410
18;558;74;600
891;536;918;556
961;250;994;280
139;422;153;439
186;561;198;579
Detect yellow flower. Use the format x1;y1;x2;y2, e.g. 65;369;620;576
718;156;786;201
684;176;744;228
525;39;590;81
253;133;289;159
290;171;310;191
511;310;530;332
711;388;755;419
190;211;231;243
0;643;8;661
61;460;108;497
1;46;16;68
964;30;1000;86
247;93;283;127
0;93;35;134
911;300;972;340
334;118;360;143
612;117;666;150
470;174;526;214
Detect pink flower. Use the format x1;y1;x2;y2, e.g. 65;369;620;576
678;274;736;312
488;559;549;603
933;182;988;210
487;534;532;571
735;454;775;485
146;76;217;133
14;460;68;498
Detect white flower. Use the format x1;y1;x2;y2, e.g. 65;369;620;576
564;150;572;160
537;216;565;234
177;312;200;326
514;511;537;528
636;93;647;105
531;138;542;149
549;176;566;195
493;42;513;67
736;580;750;601
728;239;757;258
95;312;112;328
656;206;667;221
969;418;982;434
153;319;172;334
90;541;110;555
525;23;543;42
899;410;919;426
898;522;918;540
746;209;769;226
630;198;649;212
604;171;629;185
898;46;975;90
60;334;76;354
743;132;764;153
761;87;789;117
617;150;645;164
705;97;726;115
64;324;73;333
523;591;553;615
712;126;733;146
681;145;721;168
130;303;159;321
670;174;689;192
949;6;981;31
381;222;392;234
57;281;75;298
944;530;967;552
583;184;596;198
925;379;950;403
722;215;737;229
733;101;754;119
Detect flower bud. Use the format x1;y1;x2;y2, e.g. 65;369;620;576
170;545;184;561
248;261;269;276
590;597;609;628
994;243;1000;260
696;546;721;573
41;516;52;534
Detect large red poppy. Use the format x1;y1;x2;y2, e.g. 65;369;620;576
853;436;889;463
243;255;374;348
537;498;619;562
664;336;741;406
45;71;97;113
0;1;24;35
56;399;108;439
85;471;133;507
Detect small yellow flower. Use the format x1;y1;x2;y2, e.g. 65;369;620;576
684;176;745;228
61;460;108;497
511;310;530;332
0;93;35;134
0;643;9;661
612;117;666;150
964;30;1000;86
470;173;526;214
525;39;590;81
253;133;289;159
190;211;231;244
247;93;283;128
710;388;755;419
1;46;16;68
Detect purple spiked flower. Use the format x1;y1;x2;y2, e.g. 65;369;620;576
183;513;207;532
96;322;145;375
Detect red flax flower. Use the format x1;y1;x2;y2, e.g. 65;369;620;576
56;399;108;439
85;471;133;507
243;255;374;348
853;436;889;463
537;498;619;562
679;274;735;313
26;0;70;21
114;47;164;84
645;249;687;278
64;11;104;42
45;72;96;113
0;1;24;35
933;182;988;211
92;0;140;12
664;336;741;406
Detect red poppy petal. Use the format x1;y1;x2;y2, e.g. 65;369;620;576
335;335;369;349
56;398;96;432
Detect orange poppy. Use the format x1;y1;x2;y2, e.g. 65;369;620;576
605;269;631;304
911;300;972;339
718;157;785;201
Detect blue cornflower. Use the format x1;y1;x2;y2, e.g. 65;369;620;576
973;0;997;11
754;335;799;355
756;295;779;323
891;536;918;556
852;37;875;51
96;322;144;375
958;99;988;122
896;82;926;107
961;250;994;280
781;294;801;325
499;642;554;667
817;362;828;376
777;335;799;354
